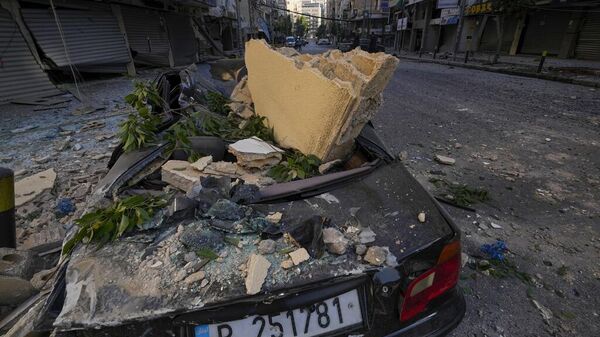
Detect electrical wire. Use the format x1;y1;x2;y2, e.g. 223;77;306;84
49;0;82;99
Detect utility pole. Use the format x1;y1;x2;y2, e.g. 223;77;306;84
453;0;466;61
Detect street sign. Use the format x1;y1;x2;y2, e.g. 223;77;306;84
437;0;459;9
397;17;408;30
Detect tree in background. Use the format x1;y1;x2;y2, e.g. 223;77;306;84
275;15;293;37
295;16;309;37
316;24;327;39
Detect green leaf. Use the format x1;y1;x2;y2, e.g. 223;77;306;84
196;247;219;260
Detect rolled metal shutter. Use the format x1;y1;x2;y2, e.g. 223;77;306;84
22;8;130;73
520;11;569;55
575;13;600;61
165;13;197;66
121;7;171;66
0;9;59;101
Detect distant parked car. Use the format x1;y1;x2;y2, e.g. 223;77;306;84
285;36;296;48
317;38;331;45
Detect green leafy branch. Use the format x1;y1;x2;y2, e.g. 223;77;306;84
205;91;232;115
268;151;321;183
200;114;274;143
120;81;163;152
62;195;167;256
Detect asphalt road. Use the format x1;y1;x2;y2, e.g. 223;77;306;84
374;60;600;337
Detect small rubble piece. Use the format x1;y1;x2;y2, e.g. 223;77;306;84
358;227;376;244
288;248;310;265
265;212;282;223
245;39;399;161
162;160;204;191
322;228;349;255
179;226;224;251
191;156;213;171
230;184;260;203
72;143;83;151
364;246;387;266
355;244;367;255
15;168;57;206
228;137;284;169
318;159;342;174
11;125;38;134
228;76;254;118
531;299;553;321
205;199;247;221
245;254;271;295
490;222;502;229
418;212;426;223
184;271;206;285
30;267;57;290
200;278;209;288
203;161;238;176
435;155;456;165
258;239;277;255
281;259;294;269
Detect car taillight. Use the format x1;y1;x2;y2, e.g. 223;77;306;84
399;240;461;322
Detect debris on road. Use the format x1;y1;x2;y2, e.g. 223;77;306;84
418;211;426;223
228;137;284;169
14;169;57;206
288;248;310;265
480;240;508;261
435;154;456;165
323;227;349;255
364;246;387;266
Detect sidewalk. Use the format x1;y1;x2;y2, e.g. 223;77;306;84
390;50;600;88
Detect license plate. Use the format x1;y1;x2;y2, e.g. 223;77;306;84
194;289;363;337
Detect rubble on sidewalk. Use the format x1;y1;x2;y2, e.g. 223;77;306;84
14;168;56;206
245;39;398;161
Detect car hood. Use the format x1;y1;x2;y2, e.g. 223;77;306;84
52;162;453;331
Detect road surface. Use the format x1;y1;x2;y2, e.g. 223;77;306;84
375;60;600;337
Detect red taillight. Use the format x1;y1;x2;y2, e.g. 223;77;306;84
399;241;461;322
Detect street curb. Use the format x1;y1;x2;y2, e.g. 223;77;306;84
396;56;600;89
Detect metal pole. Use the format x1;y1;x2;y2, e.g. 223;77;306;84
453;0;466;61
537;50;547;73
0;167;16;248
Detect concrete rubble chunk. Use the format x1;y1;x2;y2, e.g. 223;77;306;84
355;244;367;256
184;271;206;284
245;39;398;161
435;155;456;165
322;228;349;255
228;76;255;119
191;156;213;172
203;161;239;177
228;137;284;169
418;212;426;223
318;159;342;174
15;168;56;206
265;212;283;223
358;227;376;244
161;160;204;191
0;275;37;305
30;267;57;290
245;254;271;295
364;246;387;266
257;239;277;255
288;248;310;265
281;259;294;269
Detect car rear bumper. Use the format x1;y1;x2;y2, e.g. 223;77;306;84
379;288;466;337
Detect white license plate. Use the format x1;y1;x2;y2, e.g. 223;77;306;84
194;289;363;337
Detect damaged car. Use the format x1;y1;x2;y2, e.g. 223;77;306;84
24;40;465;337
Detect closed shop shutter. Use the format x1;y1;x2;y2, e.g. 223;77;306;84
520;11;569;55
575;13;600;60
0;9;59;101
165;13;197;66
22;8;130;73
121;7;171;66
479;16;517;53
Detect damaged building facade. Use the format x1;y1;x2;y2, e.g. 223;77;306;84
392;0;600;60
0;0;283;102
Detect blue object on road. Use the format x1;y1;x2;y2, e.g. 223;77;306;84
56;198;75;215
480;240;507;261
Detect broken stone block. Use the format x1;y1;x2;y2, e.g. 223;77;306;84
161;160;204;191
257;239;277;255
184;271;206;284
245;254;271;295
190;156;213;172
230;75;253;105
418;212;426;223
265;212;282;224
0;275;37;305
203;161;239;177
358;227;376;244
245;39;398;161
0;248;37;280
288;248;310;265
228;137;284;169
15;168;56;206
364;246;387;266
227;101;254;119
179;226;224;251
322;228;349;255
435;155;456;165
281;259;294;269
355;244;367;256
318;159;342;174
